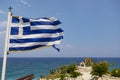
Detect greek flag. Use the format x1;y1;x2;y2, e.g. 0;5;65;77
9;16;63;52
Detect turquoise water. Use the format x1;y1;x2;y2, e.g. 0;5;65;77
0;57;120;80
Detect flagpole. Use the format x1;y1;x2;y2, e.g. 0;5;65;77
1;7;12;80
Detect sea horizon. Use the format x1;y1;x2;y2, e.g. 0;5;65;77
0;56;120;58
0;57;120;80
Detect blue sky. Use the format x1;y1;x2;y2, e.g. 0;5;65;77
0;0;120;57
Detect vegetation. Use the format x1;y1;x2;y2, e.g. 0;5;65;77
60;65;68;74
50;68;56;74
44;59;120;80
91;61;110;77
85;57;92;66
70;71;81;78
111;68;120;77
47;64;81;79
60;73;66;80
47;73;61;79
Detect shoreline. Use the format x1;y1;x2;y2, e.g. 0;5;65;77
0;58;119;80
38;58;120;80
39;66;120;80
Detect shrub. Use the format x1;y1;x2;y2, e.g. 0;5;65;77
50;68;56;74
60;73;66;80
91;61;110;77
60;64;81;78
60;65;68;74
70;71;81;78
85;58;92;66
67;64;77;73
111;68;120;77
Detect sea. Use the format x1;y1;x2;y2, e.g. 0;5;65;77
0;57;120;80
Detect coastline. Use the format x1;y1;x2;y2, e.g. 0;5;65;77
39;65;120;80
38;58;120;80
0;57;120;80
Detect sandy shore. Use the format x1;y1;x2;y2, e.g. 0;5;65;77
39;66;120;80
76;66;120;80
76;66;92;80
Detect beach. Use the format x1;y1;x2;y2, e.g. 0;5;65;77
76;66;92;80
76;66;120;80
0;57;120;80
39;60;120;80
39;65;120;80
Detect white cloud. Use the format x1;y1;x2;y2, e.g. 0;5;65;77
0;21;7;27
0;10;5;14
20;0;31;7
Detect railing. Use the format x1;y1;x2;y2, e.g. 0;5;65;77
17;74;34;80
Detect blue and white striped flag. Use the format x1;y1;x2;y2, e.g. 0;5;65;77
8;16;63;52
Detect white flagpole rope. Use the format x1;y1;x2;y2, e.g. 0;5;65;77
1;7;12;80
